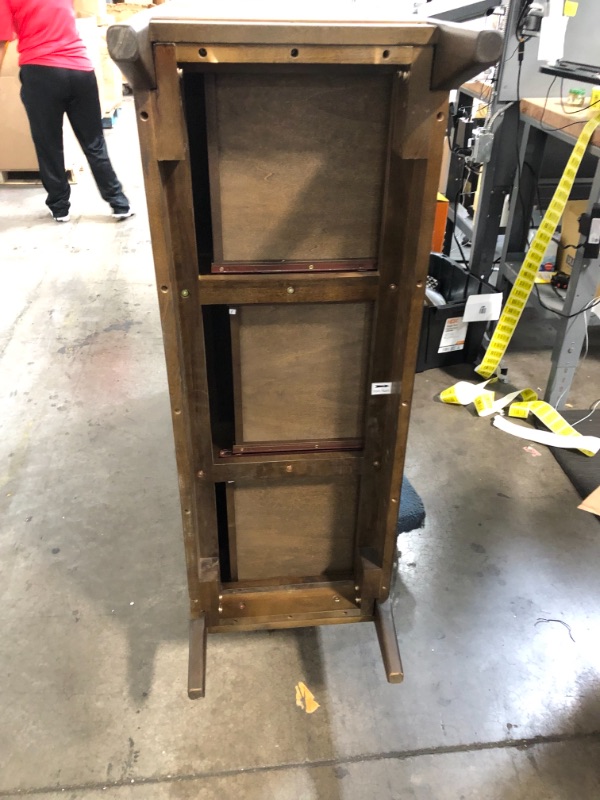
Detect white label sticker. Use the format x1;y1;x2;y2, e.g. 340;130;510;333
371;382;392;395
589;217;600;245
462;292;503;322
229;308;237;315
438;317;469;353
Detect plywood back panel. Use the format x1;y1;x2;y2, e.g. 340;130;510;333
233;301;373;443
208;72;391;261
232;476;359;580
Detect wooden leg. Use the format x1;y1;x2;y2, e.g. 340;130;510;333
188;615;207;699
374;600;404;684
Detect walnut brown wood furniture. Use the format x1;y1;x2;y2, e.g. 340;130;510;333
108;2;501;698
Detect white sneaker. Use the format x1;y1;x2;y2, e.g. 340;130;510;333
49;210;70;223
112;209;134;221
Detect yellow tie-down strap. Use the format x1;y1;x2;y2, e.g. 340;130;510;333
476;110;600;380
440;382;599;456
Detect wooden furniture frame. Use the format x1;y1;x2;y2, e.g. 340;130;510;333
108;2;501;698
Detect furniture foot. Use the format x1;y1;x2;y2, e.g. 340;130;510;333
374;600;404;684
188;614;207;699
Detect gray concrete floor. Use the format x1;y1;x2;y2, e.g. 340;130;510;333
1;98;600;799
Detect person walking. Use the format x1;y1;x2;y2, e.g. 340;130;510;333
0;0;132;222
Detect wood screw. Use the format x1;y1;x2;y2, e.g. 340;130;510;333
181;289;190;298
218;606;223;613
332;596;340;603
285;464;293;472
197;470;204;478
389;283;397;290
239;602;246;610
287;286;295;294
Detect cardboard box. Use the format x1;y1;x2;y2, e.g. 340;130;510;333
74;0;108;25
0;43;39;170
106;2;156;23
0;42;83;175
556;199;588;275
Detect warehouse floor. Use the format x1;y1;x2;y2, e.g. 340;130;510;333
1;99;600;799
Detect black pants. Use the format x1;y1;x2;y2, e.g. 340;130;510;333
20;65;129;217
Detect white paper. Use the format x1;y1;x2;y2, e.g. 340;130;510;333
371;382;392;395
538;2;569;63
493;415;600;455
438;317;468;353
463;292;503;323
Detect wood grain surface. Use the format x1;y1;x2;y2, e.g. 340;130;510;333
208;72;391;260
233;302;373;443
231;476;360;580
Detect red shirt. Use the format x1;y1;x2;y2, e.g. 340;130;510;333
0;0;93;70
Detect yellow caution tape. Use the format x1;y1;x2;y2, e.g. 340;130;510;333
476;110;600;379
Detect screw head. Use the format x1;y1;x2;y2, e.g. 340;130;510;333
197;470;204;478
285;464;293;473
287;286;295;294
218;605;223;613
332;596;340;603
239;602;246;610
181;289;190;298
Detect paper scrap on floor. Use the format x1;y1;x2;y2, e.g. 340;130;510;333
578;486;600;516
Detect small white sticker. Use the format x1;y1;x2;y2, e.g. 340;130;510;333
589;217;600;245
371;382;392;395
438;317;468;353
229;308;237;315
462;292;503;322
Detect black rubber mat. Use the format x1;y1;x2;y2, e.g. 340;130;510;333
549;410;600;500
398;478;425;534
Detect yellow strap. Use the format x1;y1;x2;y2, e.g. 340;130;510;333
475;110;600;379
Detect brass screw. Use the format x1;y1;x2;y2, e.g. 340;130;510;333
391;497;398;504
181;289;190;298
354;585;359;591
285;464;293;473
389;283;397;290
373;460;380;468
239;602;246;610
218;594;223;600
332;596;340;603
308;264;314;270
355;597;361;605
287;286;295;294
197;470;204;478
218;605;223;613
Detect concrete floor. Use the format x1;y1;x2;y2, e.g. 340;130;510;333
1;99;600;799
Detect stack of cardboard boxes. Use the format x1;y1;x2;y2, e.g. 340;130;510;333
0;0;155;178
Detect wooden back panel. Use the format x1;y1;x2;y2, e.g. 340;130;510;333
207;72;391;262
230;476;360;580
232;302;373;444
